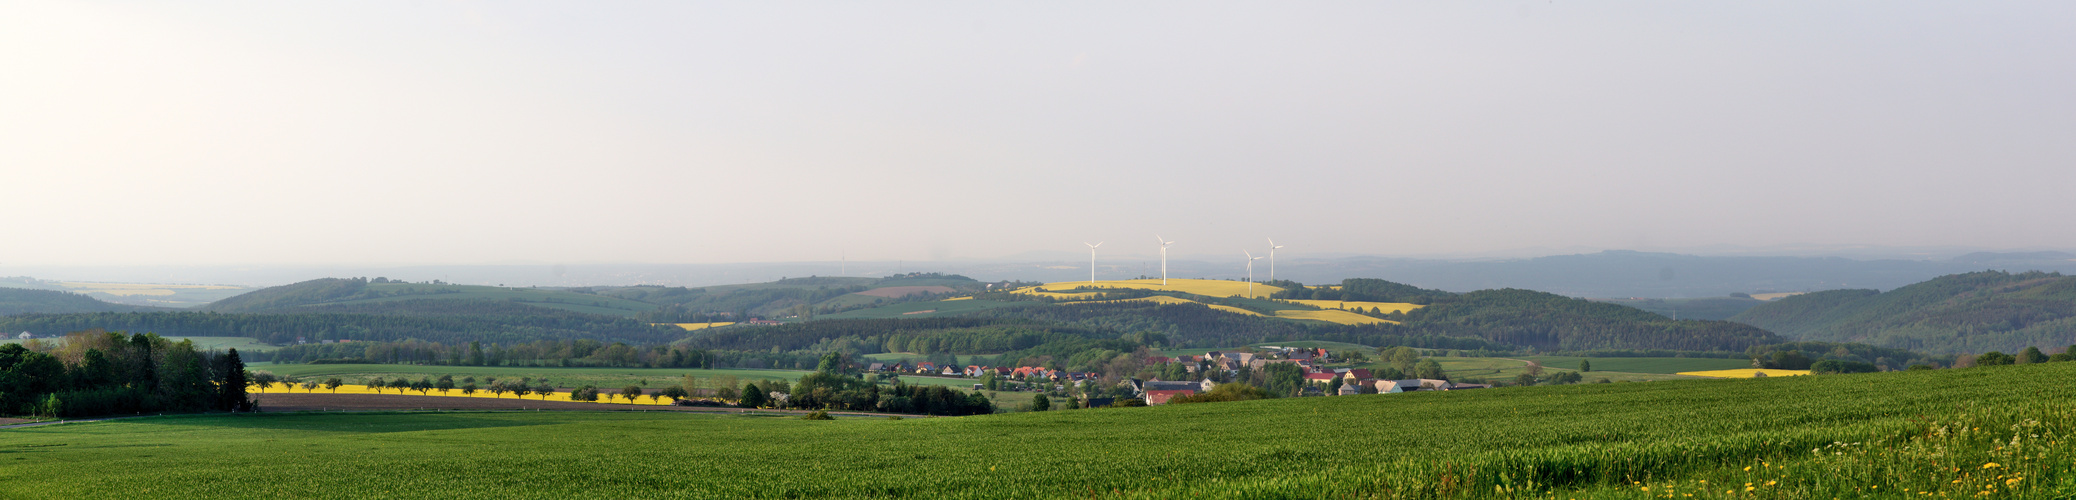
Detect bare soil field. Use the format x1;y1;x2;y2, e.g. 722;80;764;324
854;285;956;298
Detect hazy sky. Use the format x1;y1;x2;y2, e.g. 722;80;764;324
5;1;2072;266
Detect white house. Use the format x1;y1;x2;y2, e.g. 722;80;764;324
15;332;30;340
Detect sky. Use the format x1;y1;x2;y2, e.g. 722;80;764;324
4;1;2073;266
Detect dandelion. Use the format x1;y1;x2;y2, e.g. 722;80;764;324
1982;463;2001;469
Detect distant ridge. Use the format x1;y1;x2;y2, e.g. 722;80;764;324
0;288;160;316
1729;270;2076;354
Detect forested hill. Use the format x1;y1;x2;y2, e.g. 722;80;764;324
1728;270;2076;354
0;288;160;315
1394;288;1784;352
204;278;658;317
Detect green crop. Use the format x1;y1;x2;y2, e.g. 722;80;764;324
5;362;2074;499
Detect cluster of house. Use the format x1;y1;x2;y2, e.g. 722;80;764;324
866;361;1105;383
867;346;1488;407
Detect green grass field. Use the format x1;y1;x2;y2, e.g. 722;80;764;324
248;364;808;389
247;363;991;393
1517;356;1755;375
7;363;2074;498
1414;357;1704;383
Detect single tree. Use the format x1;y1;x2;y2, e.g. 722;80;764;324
488;383;508;398
436;375;455;395
1031;394;1051;411
535;382;554;400
2018;346;2048;364
366;377;387;394
739;383;767;408
1579;360;1592;373
659;385;689;402
621;385;643;403
412;377;432;395
325;378;344;393
302;380;320;393
1415;359;1447;380
250;371;278;394
390;378;412;394
461;383;478;396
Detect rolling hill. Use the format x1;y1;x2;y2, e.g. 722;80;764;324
1729;270;2076;353
0;287;161;315
206;278;659;317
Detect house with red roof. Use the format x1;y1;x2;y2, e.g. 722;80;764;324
1143;389;1197;405
1303;372;1340;385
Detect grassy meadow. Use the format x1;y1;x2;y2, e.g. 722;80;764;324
250;364;809;390
6;363;2075;498
1516;356;1755;375
1419;357;1706;383
249;363;994;393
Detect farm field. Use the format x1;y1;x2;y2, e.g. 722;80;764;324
1420;357;1705;383
250;364;809;389
1284;299;1423;315
1018;278;1287;299
661;322;735;331
1517;356;1755;375
7;363;2074;498
1678;368;1814;378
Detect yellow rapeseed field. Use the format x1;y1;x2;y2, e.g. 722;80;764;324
1285;299;1424;315
1675;369;1813;378
1017;279;1286;299
262;384;675;405
660;322;735;331
1272;309;1398;325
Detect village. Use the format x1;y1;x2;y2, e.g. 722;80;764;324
867;346;1487;408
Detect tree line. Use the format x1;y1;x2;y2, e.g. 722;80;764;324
0;331;251;418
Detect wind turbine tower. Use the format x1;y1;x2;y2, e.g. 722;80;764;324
1267;238;1285;282
1244;250;1264;298
1155;235;1174;285
1084;242;1104;284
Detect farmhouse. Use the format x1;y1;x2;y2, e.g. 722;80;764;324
1375;379;1457;393
16;331;31;340
1143;389;1196;405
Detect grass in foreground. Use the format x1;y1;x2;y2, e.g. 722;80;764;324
5;363;2074;499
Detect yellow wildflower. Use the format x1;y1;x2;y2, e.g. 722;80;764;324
1982;463;2001;469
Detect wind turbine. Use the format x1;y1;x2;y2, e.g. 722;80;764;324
1084;242;1103;284
1155;235;1174;286
1243;250;1264;298
1267;238;1285;282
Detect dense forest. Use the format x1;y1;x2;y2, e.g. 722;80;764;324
1730;270;2076;353
0;331;252;418
1395;288;1784;352
0;288;160;315
0;306;682;346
